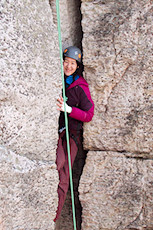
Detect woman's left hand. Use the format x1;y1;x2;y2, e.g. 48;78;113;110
57;96;72;113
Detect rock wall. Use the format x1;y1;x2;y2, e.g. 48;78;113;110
49;0;82;49
80;0;153;229
82;0;153;156
1;0;153;229
79;151;153;229
0;146;57;230
0;0;61;229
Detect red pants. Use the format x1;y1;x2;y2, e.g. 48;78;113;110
54;130;81;222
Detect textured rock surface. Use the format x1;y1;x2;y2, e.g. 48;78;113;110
80;1;153;229
79;151;153;229
1;0;153;229
0;0;60;229
50;0;82;49
0;0;61;161
0;146;58;230
82;0;153;157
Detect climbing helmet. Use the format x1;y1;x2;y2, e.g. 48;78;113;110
63;46;82;63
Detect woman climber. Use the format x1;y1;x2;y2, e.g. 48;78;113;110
54;46;94;227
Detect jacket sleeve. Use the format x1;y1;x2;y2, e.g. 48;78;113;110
69;85;94;122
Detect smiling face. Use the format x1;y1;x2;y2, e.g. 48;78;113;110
63;57;78;76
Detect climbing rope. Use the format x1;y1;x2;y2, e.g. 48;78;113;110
55;1;77;229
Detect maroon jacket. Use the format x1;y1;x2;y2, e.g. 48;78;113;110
59;76;94;132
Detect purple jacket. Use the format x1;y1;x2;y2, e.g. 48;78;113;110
59;76;94;132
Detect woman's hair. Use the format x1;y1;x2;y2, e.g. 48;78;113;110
76;61;84;76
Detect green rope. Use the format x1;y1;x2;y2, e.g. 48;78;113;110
55;1;77;229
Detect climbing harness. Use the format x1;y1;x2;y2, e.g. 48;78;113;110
55;1;77;229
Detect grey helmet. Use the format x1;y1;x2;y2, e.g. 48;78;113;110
63;46;82;63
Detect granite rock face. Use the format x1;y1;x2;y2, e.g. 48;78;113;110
82;0;153;157
1;0;153;229
79;151;153;230
1;0;61;161
80;0;153;229
50;0;82;49
0;0;60;229
0;146;58;230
